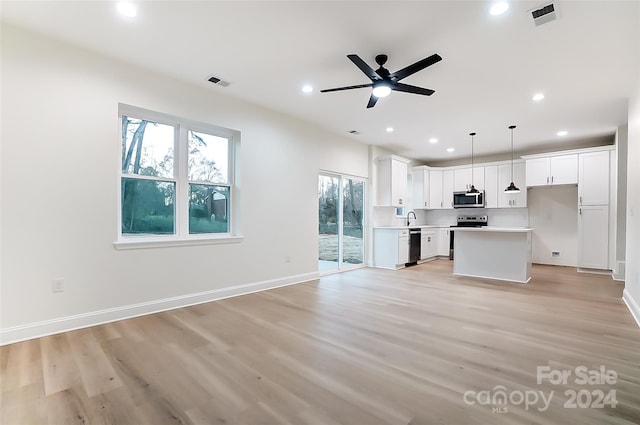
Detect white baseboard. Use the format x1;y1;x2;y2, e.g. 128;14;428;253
0;272;319;346
577;267;611;275
612;261;625;281
623;289;640;329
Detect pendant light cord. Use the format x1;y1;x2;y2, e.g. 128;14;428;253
469;132;476;189
509;125;516;182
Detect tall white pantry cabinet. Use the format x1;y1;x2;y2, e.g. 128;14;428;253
577;149;612;270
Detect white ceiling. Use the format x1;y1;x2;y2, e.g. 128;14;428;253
2;1;638;163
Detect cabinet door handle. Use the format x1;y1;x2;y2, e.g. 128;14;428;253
551;176;554;183
579;196;582;205
579;208;582;215
547;176;549;184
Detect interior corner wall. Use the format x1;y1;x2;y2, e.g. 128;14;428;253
528;186;578;267
616;125;628;276
624;48;640;324
0;24;369;339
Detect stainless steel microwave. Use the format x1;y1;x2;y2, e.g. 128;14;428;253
453;190;485;208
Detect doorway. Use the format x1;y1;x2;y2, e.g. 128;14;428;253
318;173;366;274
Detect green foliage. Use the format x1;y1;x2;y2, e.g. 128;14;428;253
121;178;174;234
189;218;229;234
126;215;174;234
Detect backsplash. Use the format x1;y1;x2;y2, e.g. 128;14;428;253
420;208;529;227
374;206;529;227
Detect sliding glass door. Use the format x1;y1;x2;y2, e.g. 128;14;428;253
318;173;365;273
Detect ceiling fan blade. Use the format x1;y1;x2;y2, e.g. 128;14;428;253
366;94;379;108
347;54;381;81
393;83;435;96
320;83;373;93
390;54;442;81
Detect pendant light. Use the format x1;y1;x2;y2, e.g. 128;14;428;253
466;132;479;195
504;125;520;193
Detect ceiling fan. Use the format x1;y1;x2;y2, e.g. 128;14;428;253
321;53;442;108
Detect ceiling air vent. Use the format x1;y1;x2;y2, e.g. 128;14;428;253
531;3;557;26
207;76;230;87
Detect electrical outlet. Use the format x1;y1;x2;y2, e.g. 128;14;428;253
552;251;560;258
52;278;64;293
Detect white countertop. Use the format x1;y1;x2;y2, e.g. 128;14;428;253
451;226;533;233
373;225;443;230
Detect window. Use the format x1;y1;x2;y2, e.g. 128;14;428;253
117;105;240;248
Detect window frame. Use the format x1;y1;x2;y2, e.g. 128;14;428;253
114;104;242;250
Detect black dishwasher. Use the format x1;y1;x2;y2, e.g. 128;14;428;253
408;228;421;265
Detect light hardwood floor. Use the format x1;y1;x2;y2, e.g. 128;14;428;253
2;261;640;424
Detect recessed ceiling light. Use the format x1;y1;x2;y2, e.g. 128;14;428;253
116;2;137;18
532;93;545;101
490;2;509;16
429;138;438;144
386;127;394;133
447;147;455;153
301;85;313;93
557;130;568;136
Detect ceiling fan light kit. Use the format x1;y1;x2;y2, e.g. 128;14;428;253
372;83;392;98
505;125;521;193
321;53;442;108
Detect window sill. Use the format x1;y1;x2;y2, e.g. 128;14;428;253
113;235;244;250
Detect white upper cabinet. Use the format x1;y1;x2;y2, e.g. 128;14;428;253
471;166;485;191
412;166;430;209
454;168;472;192
551;155;579;185
498;162;527;207
424;168;454;210
377;155;409;207
525;154;578;187
578;150;610;206
442;170;455;209
484;165;498;208
428;169;444;209
456;166;485;191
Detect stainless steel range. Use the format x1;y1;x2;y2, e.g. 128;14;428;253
449;215;488;260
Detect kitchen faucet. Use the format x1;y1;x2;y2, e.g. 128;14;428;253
407;210;417;226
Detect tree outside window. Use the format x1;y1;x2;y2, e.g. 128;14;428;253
119;109;234;239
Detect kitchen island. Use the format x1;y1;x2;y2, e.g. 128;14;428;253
452;227;533;283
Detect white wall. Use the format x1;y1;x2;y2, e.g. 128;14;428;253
623;54;640;324
528;186;578;266
0;25;369;341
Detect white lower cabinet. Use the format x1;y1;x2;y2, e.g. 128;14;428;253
374;228;409;269
437;228;450;256
421;230;437;260
399;231;409;264
577;205;609;270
